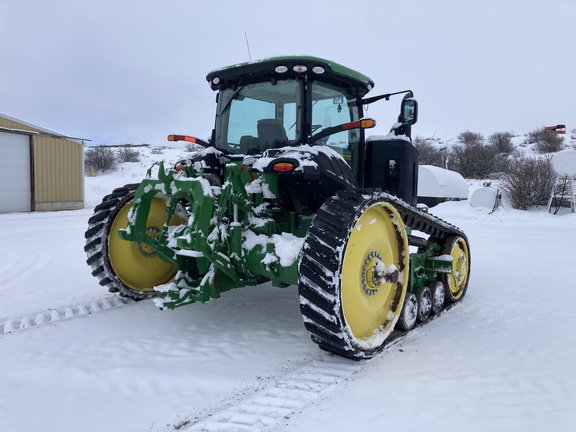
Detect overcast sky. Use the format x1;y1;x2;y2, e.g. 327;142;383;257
1;0;574;146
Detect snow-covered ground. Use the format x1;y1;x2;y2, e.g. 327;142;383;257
1;146;575;432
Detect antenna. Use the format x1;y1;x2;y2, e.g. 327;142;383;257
244;31;252;61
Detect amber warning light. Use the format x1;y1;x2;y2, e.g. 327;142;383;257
343;119;376;131
168;135;198;143
272;162;295;172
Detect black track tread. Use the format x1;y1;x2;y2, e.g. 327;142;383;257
298;189;471;360
84;183;153;300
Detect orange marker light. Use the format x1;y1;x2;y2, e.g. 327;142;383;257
341;119;376;131
168;135;198;143
360;118;377;129
272;162;295;172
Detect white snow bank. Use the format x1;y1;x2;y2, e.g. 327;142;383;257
418;165;469;200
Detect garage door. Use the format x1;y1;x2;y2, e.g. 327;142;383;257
0;131;32;212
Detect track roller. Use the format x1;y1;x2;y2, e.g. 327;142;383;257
416;285;432;322
397;292;418;331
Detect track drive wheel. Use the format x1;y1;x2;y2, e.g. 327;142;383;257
298;190;409;359
441;235;471;302
84;184;185;299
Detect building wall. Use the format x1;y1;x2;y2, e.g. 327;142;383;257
33;135;84;211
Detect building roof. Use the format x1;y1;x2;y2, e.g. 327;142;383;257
0;113;87;144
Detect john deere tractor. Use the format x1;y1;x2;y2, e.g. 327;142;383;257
85;56;470;359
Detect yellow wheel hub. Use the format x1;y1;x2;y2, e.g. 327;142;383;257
108;197;183;292
445;236;470;301
341;202;408;341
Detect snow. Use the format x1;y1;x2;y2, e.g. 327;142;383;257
1;146;576;432
418;165;469;200
251;144;343;172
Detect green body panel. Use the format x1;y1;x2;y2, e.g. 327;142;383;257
119;160;304;309
407;238;452;292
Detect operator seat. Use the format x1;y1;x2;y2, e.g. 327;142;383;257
257;119;289;149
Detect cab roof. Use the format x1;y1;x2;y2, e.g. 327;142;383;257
206;56;375;96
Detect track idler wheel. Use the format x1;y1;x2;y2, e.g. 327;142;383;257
298;191;409;359
441;235;471;302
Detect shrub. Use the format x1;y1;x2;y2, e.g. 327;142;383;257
116;146;141;163
525;126;565;153
448;131;499;178
184;142;203;152
413;136;446;167
84;146;117;173
488;131;515;154
500;156;555;210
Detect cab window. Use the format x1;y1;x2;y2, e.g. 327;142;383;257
311;81;360;158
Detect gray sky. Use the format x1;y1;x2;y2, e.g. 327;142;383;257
1;0;574;145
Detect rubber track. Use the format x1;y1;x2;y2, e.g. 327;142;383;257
84;184;153;300
0;296;135;335
298;189;470;360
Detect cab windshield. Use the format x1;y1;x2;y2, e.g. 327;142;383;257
214;79;303;154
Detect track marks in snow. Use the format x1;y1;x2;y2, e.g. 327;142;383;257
0;241;51;288
184;356;362;432
0;296;135;335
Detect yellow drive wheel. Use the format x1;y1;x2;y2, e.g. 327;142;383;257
85;184;185;300
298;191;409;359
442;235;470;302
108;197;181;294
340;202;409;342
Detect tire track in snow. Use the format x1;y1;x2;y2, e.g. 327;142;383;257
0;241;51;288
178;305;459;432
182;355;365;432
0;296;135;335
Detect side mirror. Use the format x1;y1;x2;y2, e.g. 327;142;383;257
400;98;418;125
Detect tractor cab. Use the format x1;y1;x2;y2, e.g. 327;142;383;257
206;56;373;158
205;56;420;206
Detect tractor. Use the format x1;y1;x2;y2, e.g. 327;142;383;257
85;56;470;359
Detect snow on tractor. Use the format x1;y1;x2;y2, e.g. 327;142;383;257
85;56;470;359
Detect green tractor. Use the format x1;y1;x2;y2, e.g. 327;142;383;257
85;56;470;359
